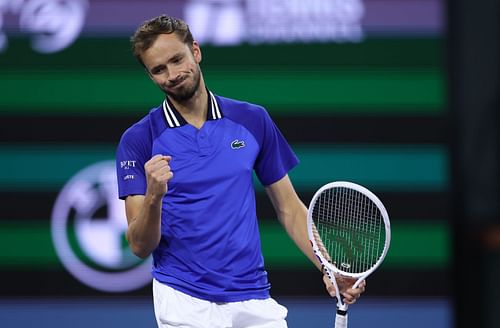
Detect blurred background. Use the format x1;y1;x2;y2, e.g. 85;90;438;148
0;0;497;327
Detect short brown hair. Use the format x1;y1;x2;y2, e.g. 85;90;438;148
131;15;194;66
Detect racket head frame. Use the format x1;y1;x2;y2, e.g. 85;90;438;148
307;181;391;308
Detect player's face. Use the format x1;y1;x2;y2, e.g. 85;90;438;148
141;33;202;102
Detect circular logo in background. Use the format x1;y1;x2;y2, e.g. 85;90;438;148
19;0;88;53
51;160;151;292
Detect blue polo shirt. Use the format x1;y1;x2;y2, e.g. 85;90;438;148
116;91;298;302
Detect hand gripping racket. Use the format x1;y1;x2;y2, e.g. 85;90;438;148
307;181;391;328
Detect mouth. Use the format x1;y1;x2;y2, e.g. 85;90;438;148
168;76;187;89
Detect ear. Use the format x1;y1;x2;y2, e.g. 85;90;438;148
191;41;202;64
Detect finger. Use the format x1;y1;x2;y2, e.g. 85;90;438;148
342;288;363;305
154;160;171;171
322;275;336;298
147;160;173;183
353;281;366;294
327;285;336;298
344;287;363;302
154;164;174;181
149;154;165;163
145;158;162;173
348;288;362;297
342;291;356;304
157;169;174;182
148;154;172;166
148;157;172;173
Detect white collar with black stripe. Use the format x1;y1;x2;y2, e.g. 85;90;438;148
162;90;222;128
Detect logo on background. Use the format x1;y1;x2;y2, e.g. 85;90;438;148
51;160;151;293
184;0;364;45
0;0;88;53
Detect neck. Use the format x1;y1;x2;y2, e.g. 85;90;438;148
168;82;208;129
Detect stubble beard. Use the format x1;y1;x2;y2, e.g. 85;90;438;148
165;67;202;103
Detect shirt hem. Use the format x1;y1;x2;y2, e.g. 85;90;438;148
153;275;271;303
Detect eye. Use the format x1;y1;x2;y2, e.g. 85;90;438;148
151;66;165;75
171;55;183;64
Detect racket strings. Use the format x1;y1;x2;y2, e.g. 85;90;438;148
312;187;386;274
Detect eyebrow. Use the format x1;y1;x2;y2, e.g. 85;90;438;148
150;64;166;74
169;53;183;63
148;51;185;74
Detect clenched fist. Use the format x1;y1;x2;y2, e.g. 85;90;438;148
145;154;173;197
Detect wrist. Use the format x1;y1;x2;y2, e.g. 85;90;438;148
144;191;164;205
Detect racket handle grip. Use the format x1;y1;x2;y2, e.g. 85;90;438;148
334;309;348;328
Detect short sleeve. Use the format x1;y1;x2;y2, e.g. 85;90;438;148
115;120;152;199
253;108;299;186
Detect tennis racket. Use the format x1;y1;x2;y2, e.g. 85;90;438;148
307;181;391;328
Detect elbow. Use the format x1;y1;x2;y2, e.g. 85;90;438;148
130;243;153;259
134;250;152;259
126;232;157;259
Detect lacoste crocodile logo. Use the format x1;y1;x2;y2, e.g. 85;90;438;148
231;139;246;149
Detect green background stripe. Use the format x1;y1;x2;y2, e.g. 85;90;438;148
0;222;60;269
0;37;444;115
0;144;448;191
259;220;450;269
0;220;450;270
0;37;442;68
0;69;443;114
1;145;113;190
289;144;448;191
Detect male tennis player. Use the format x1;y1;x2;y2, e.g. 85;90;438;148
116;15;366;328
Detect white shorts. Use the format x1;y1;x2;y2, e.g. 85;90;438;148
153;279;288;328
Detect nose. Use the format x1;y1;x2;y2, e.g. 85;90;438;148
167;67;182;83
168;74;182;84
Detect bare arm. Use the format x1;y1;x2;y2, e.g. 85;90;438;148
265;175;322;271
125;154;173;258
265;174;365;303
